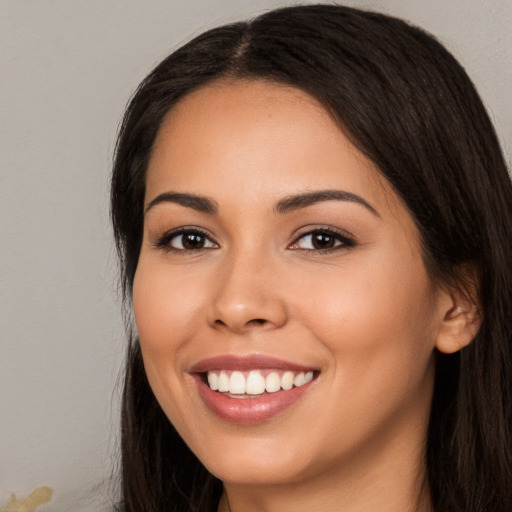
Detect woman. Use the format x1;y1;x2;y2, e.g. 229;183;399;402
111;4;512;511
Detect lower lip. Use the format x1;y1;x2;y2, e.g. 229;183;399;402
194;376;314;424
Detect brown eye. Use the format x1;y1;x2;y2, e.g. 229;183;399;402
290;229;355;252
310;232;336;249
180;233;206;249
163;230;217;250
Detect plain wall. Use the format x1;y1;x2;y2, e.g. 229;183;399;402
1;1;510;510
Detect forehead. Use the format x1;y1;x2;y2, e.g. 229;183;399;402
146;79;401;217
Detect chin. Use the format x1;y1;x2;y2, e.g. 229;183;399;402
178;425;311;485
205;452;309;486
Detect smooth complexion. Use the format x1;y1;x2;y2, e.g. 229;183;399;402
133;80;476;512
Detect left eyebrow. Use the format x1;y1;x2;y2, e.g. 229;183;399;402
273;189;380;217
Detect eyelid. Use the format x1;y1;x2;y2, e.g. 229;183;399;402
288;225;356;252
153;226;219;251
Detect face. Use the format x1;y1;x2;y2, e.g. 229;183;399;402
133;80;449;488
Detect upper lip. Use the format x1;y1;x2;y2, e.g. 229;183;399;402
189;354;317;373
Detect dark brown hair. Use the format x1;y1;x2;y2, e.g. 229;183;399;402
111;5;512;511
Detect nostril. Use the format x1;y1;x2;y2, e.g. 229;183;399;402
213;318;267;328
248;318;267;326
207;292;288;332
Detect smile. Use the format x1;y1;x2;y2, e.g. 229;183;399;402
206;369;314;396
190;355;319;423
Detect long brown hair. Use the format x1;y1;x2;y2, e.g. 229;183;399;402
111;5;512;511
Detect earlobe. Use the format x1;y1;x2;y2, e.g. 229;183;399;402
435;294;482;354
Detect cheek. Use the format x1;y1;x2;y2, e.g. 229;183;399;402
292;254;438;392
132;260;210;431
287;261;438;463
133;260;205;354
132;260;200;407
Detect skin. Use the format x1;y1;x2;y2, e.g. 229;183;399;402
133;80;476;512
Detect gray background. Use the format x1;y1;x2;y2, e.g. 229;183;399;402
1;1;510;510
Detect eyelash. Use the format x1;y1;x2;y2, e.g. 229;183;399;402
289;227;356;253
154;226;356;254
154;227;217;252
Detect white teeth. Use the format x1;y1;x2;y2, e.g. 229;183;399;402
293;372;305;387
205;369;316;394
265;372;281;393
229;371;246;394
246;370;266;395
218;371;230;392
207;372;219;391
281;371;294;391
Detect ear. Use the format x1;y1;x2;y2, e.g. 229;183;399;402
435;268;482;354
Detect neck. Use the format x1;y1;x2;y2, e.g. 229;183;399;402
221;465;431;512
218;422;432;512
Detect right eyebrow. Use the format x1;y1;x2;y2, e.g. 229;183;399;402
144;192;218;215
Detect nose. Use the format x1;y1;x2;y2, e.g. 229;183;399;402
205;252;288;334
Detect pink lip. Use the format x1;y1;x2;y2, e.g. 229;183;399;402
194;376;314;424
190;354;314;373
190;355;318;424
